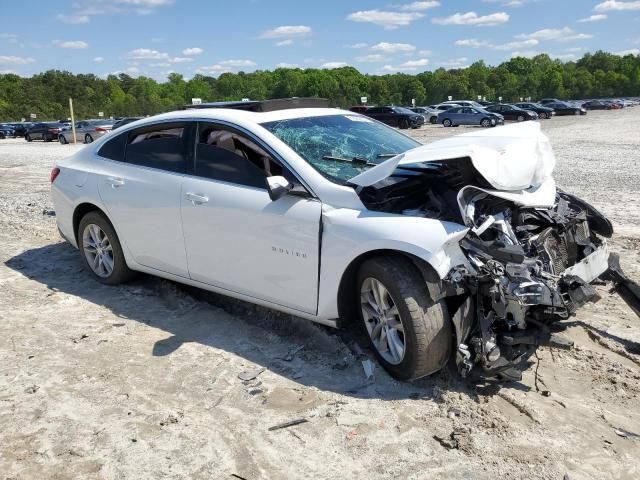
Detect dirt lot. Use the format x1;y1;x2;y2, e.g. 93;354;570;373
1;109;639;480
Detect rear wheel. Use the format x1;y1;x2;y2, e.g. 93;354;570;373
517;115;525;122
357;256;452;380
78;211;135;285
540;112;548;119
430;116;437;124
574;109;580;115
442;118;452;127
25;134;32;142
59;135;67;144
399;119;409;129
85;134;94;143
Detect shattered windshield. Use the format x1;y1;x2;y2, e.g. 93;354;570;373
261;114;421;183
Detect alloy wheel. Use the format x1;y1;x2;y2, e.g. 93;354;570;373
360;277;405;365
82;223;114;278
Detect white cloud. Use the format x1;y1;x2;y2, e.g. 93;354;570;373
595;1;640;11
276;62;299;68
219;59;256;67
418;49;432;56
382;57;429;72
182;47;203;56
455;38;491;47
482;0;533;5
0;55;35;65
438;57;469;68
58;40;89;49
197;59;256;76
346;10;424;29
355;54;386;62
56;14;90;24
117;0;174;6
150;62;170;67
93;56;104;63
0;69;18;74
168;57;193;63
276;39;293;47
259;25;311;39
616;48;640;55
578;14;607;22
493;39;539;50
455;38;538;50
517;27;592;42
125;48;169;60
321;61;348;69
1;33;18;44
399;1;440;11
433;11;509;26
371;42;416;53
349;42;368;48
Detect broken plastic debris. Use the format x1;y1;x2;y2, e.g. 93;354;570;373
238;367;265;382
361;360;375;380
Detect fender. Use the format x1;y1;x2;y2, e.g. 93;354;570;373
315;205;471;320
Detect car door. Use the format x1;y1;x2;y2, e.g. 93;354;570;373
75;122;86;142
96;121;192;277
180;122;322;314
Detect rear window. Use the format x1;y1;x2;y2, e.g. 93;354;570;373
98;132;127;161
124;123;188;173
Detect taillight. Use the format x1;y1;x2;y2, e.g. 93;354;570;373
95;127;107;132
49;128;60;133
50;167;60;183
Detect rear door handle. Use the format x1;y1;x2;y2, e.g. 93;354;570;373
106;177;124;188
185;192;209;205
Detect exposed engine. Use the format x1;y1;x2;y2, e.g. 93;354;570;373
358;160;639;381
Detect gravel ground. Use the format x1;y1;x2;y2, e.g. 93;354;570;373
1;109;639;480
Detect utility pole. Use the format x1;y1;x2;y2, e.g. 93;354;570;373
69;98;77;144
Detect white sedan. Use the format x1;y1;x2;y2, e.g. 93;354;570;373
50;104;637;381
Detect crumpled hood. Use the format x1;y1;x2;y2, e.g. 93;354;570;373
349;122;556;191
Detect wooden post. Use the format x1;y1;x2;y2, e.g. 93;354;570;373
69;98;77;144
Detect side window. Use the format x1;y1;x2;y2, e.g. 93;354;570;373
195;124;283;188
98;132;127;161
124;123;188;173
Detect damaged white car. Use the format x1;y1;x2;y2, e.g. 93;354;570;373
51;101;640;381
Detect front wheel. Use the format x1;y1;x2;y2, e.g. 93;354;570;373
84;134;94;143
59;135;67;144
430;116;437;124
357;256;452;380
517;115;525;122
78;211;135;285
398;119;409;129
25;134;32;142
481;118;491;127
442;119;452;127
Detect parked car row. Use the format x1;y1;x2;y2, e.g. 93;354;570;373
0;117;144;143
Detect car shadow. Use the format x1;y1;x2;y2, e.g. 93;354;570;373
6;241;520;401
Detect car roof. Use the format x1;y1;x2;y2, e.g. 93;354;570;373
109;107;355;131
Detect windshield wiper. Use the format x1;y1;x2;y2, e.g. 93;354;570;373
377;153;400;158
322;155;376;166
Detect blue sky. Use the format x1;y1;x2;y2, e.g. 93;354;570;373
1;0;639;79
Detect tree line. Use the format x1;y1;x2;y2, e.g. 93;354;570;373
0;50;638;121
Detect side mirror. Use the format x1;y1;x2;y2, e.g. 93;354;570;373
265;175;293;201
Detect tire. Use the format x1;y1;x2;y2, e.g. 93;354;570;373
481;118;491;127
26;134;32;142
59;135;67;144
574;110;580;115
442;119;452;127
540;112;548;119
517;115;525;122
430;116;437;124
399;119;409;130
357;256;452;380
78;211;135;285
85;134;94;144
